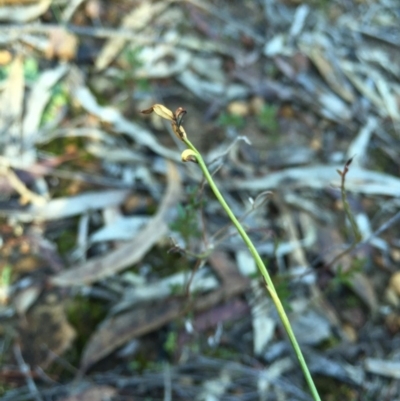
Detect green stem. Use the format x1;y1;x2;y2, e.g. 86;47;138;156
184;138;321;401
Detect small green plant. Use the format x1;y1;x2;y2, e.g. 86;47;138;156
217;112;245;129
23;57;39;82
116;46;150;90
168;283;185;295
41;83;69;125
0;57;39;82
1;265;12;288
257;104;279;132
330;259;364;289
169;186;203;245
141;104;322;401
123;47;144;70
164;331;178;355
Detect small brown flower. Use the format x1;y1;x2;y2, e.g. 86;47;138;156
141;104;175;121
141;104;188;141
174;107;186;127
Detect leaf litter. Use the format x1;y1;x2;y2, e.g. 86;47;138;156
0;1;400;401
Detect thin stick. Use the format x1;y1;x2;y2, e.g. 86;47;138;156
13;344;44;401
327;158;362;269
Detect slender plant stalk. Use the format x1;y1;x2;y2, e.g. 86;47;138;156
140;104;321;401
327;158;362;269
184;137;322;401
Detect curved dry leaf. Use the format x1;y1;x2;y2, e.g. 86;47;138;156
5;189;129;222
365;358;400;379
94;1;171;71
23;64;69;141
350;272;378;313
0;0;52;22
13;284;42;315
301;43;355;103
61;0;86;22
81;297;183;370
69;68;180;161
177;69;248;101
134;46;191;79
340;61;385;111
51;161;181;286
346;116;377;167
81;251;249;370
0;55;24;156
89;216;150;243
226;165;400;197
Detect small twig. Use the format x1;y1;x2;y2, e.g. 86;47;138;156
337;157;362;242
185;258;205;298
326;157;362;269
13;343;44;401
163;362;172;401
361;210;400;245
0;164;47;206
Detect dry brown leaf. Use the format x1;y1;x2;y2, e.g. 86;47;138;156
307;46;355;103
51;161;182;286
340;61;386;112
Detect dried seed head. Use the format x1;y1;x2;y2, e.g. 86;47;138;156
181;149;197;163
